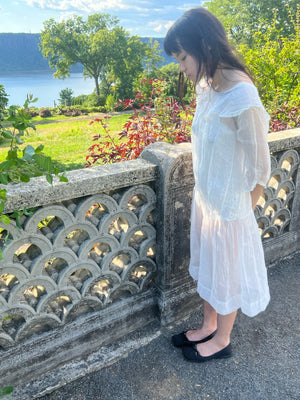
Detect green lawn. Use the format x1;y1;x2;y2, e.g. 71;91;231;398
0;113;130;171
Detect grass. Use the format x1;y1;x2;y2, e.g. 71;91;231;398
0;113;131;172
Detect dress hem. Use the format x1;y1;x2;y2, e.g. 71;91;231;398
191;277;270;317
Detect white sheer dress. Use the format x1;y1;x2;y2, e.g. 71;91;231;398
189;82;271;317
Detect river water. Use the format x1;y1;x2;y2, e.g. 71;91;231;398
0;71;95;108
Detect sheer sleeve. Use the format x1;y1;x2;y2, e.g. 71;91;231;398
236;107;271;192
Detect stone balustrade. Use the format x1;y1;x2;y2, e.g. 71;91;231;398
0;128;299;393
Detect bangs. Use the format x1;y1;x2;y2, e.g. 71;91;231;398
164;24;182;56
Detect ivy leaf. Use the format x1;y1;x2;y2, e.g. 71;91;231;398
23;206;37;216
35;144;44;153
23;145;35;161
20;174;30;182
10;209;26;229
59;175;68;182
0;189;7;201
6;150;18;160
0;201;5;213
0;215;10;225
1;130;14;140
0;173;8;185
46;173;53;185
45;157;52;172
15;135;24;145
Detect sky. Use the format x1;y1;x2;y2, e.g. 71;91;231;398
0;0;205;37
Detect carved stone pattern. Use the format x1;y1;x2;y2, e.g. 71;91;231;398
0;184;156;349
255;149;299;240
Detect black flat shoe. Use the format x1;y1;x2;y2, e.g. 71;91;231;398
172;330;216;348
182;343;232;362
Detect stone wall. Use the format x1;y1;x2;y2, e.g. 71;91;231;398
258;128;300;262
0;128;299;394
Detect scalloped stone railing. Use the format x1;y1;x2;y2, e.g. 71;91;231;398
0;128;299;395
0;186;157;349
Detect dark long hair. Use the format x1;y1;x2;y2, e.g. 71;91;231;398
164;7;248;86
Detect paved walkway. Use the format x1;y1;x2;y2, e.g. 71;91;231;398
36;253;299;400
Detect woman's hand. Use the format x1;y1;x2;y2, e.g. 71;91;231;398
251;184;264;211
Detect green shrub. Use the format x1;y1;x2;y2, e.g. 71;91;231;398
0;94;68;258
105;95;116;112
86;78;195;166
39;108;52;118
83;93;106;107
238;7;300;111
71;94;88;106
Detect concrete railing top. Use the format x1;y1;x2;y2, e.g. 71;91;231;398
267;128;300;152
3;158;157;213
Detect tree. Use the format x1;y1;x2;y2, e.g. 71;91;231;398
238;8;300;111
40;13;162;99
102;29;163;99
133;62;179;100
58;88;73;106
204;0;299;45
40;13;118;96
203;2;300;110
0;84;9;120
100;27;146;99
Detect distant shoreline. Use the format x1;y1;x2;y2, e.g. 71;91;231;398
0;33;171;74
0;70;53;75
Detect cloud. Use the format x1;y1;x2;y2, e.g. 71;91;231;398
24;0;147;12
153;24;162;32
180;2;204;10
148;18;175;35
164;20;175;30
59;11;79;21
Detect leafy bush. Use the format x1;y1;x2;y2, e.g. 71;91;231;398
135;63;181;99
24;108;39;117
0;94;68;257
71;94;89;106
238;7;300;111
105;94;116;112
270;102;300;132
57;107;83;117
39;108;52;118
0;98;68;184
71;92;107;109
87;93;106;107
86;78;195;166
78;105;106;113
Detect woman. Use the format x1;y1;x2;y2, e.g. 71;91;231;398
164;7;271;362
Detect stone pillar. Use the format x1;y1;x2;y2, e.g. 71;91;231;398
141;142;202;325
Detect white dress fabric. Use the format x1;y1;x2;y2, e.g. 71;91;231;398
189;81;271;317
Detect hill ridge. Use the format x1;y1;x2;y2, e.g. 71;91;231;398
0;33;171;73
